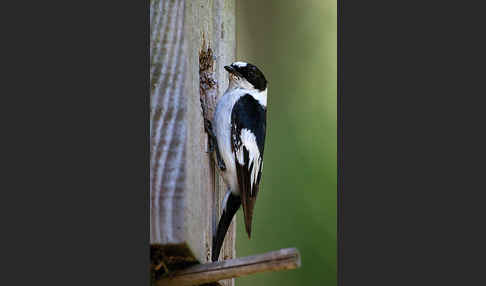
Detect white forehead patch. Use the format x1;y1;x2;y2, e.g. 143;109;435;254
232;61;248;68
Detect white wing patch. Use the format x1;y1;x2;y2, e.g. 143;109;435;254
237;128;262;194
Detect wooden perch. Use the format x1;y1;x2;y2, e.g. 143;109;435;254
156;248;301;286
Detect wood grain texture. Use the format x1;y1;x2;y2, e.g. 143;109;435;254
151;0;194;250
156;248;301;286
150;1;236;285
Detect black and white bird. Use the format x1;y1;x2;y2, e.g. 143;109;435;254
205;61;268;262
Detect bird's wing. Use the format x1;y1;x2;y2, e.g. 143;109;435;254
231;94;266;238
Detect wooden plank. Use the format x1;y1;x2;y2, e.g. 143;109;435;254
150;0;236;285
156;248;301;286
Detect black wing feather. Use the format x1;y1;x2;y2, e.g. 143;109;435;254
231;94;266;237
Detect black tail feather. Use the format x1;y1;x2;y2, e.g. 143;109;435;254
212;193;241;262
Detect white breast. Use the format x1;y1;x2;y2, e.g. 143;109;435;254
213;88;244;194
213;87;267;195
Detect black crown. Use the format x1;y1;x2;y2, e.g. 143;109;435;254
232;63;267;91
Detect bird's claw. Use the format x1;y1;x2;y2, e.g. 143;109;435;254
217;159;226;171
204;119;216;153
204;118;213;135
206;138;214;153
204;118;226;171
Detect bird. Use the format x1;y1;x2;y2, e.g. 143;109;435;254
205;61;268;262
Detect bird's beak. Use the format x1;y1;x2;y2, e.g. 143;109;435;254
224;65;242;77
224;65;234;73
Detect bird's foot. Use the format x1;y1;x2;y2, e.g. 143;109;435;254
204;118;226;171
204;118;214;136
204;119;215;153
206;137;215;154
217;156;226;171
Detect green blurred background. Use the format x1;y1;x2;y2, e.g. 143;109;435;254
234;0;337;285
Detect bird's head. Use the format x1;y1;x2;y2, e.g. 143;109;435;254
224;61;267;92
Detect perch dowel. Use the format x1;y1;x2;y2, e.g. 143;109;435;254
156;248;301;286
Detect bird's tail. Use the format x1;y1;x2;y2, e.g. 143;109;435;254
212;192;241;262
